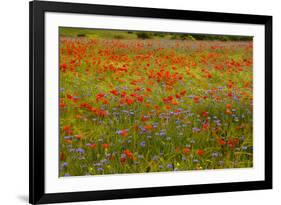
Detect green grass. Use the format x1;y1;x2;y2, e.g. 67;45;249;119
60;27;138;39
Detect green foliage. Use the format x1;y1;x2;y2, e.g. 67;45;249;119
77;33;86;37
136;32;152;39
191;34;253;41
113;34;125;39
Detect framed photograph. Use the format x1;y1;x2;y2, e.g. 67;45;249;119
29;0;272;204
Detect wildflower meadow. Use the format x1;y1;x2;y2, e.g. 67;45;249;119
59;28;253;176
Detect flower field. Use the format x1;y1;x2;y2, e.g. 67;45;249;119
59;29;253;177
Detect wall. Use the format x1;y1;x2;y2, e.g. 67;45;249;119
0;0;279;204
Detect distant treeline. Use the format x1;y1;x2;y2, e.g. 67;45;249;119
187;34;252;41
134;31;253;41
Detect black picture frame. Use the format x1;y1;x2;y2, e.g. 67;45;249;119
29;0;272;204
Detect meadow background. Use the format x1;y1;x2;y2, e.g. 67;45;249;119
59;27;253;176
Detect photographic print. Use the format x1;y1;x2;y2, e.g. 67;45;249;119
30;1;272;203
59;27;253;177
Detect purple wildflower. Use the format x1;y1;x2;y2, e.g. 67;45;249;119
140;141;146;147
167;164;173;169
192;127;200;133
76;148;85;154
97;167;104;172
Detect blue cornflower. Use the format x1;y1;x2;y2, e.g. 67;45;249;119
64;136;73;140
241;146;247;151
167;164;173;169
76;148;85;154
218;86;223;91
94;163;102;167
211;152;219;158
97;167;104;172
159;131;166;137
192;127;200;133
140;141;146;147
101;159;109;164
122;110;129;114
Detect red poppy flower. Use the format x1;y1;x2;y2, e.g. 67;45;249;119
226;103;232;109
120;157;126;164
123;149;134;160
165;105;171;110
171;100;179;105
175;93;181;99
90;143;97;149
202;123;209;130
225;108;232;115
134;87;141;91
228;81;234;88
60;152;66;161
96;93;105;101
193;96;200;103
136;96;144;102
202;111;208;117
183;147;190;154
121;92;127;98
102;99;109;105
228;139;234;148
219;139;226;146
60;99;66;108
75;135;82;140
101;143;109;149
180;90;187;95
206;73;212;78
110;89;119;96
63;125;72;134
126;97;134;105
120;130;128;137
60;63;67;72
146;88;152;92
66;94;73;100
64;139;72;144
141;115;149;122
197;149;204;156
144;125;153;130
